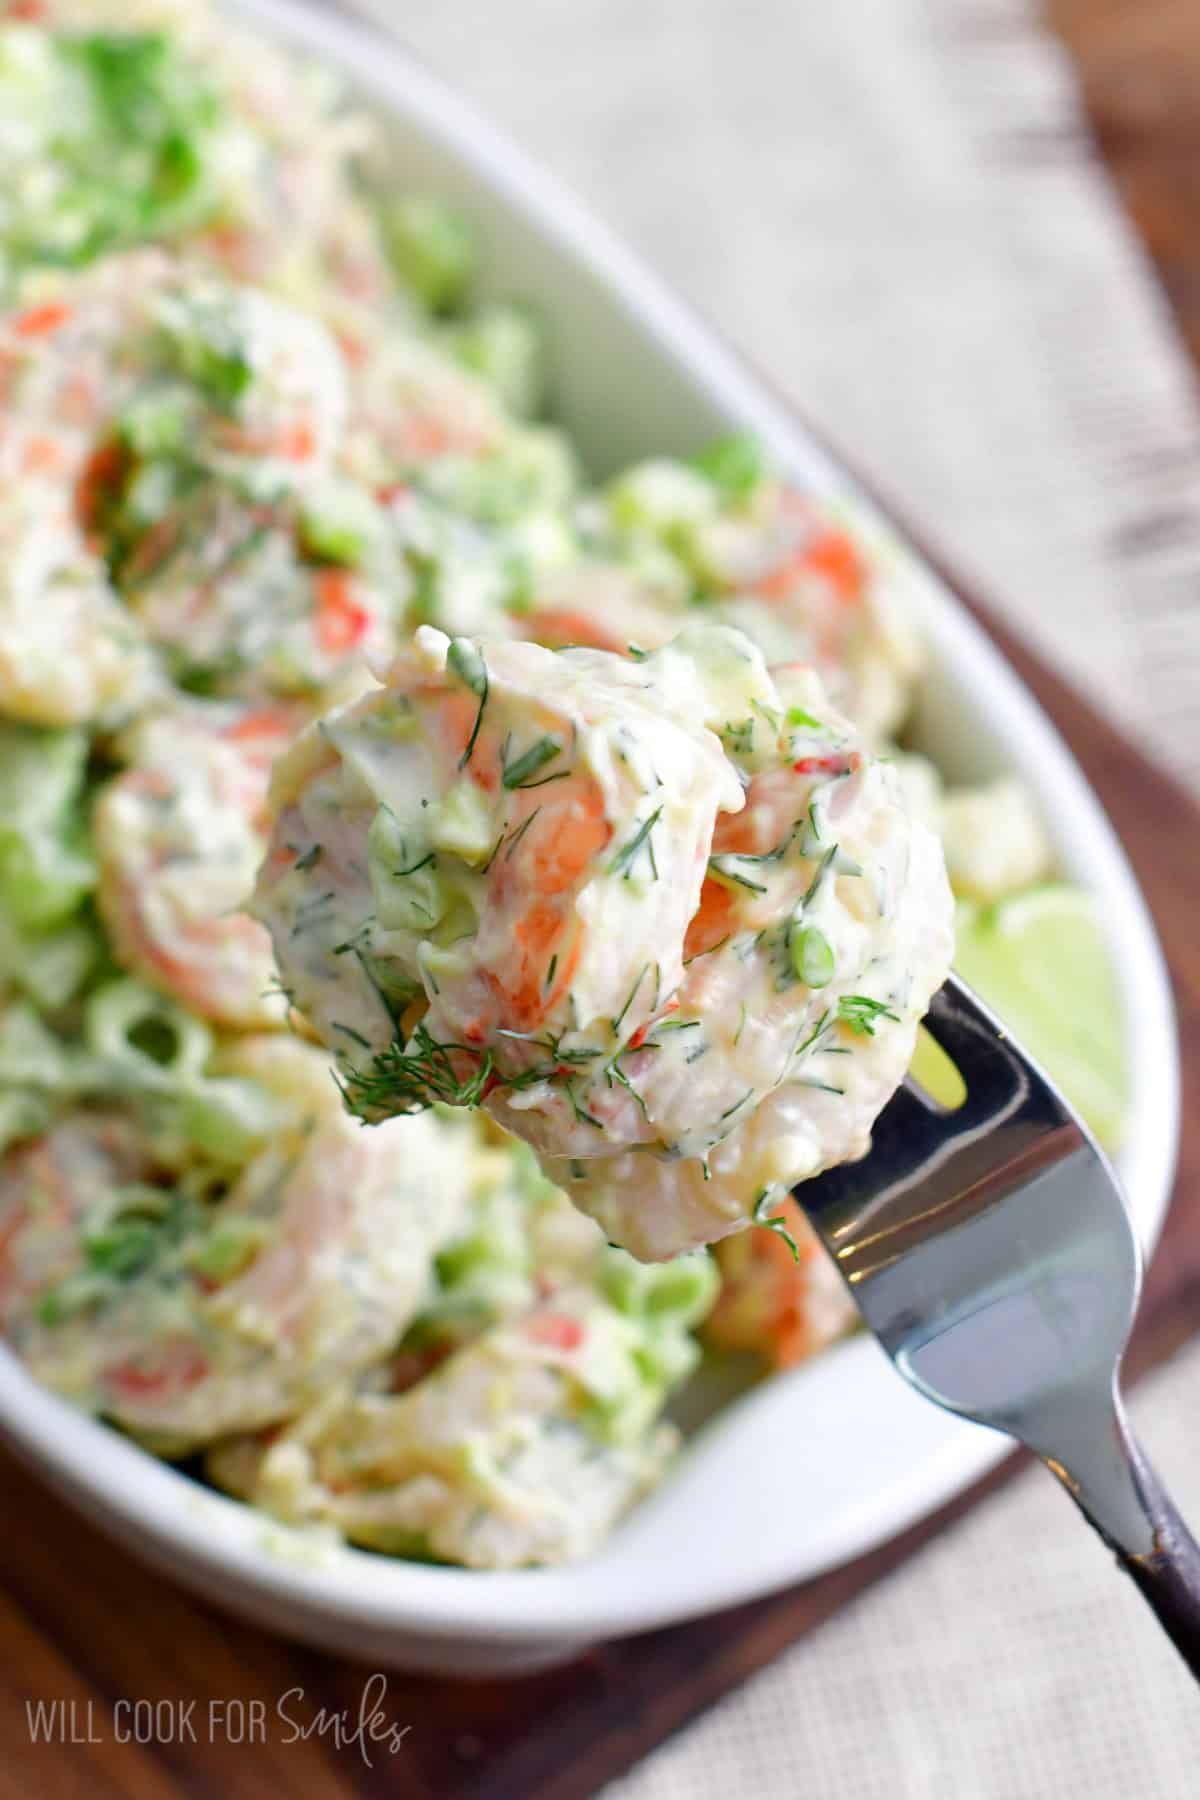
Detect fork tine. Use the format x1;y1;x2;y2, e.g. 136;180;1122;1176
919;974;1071;1129
800;1081;956;1235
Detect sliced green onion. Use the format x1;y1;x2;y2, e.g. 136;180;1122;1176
384;196;476;314
690;432;767;500
791;924;835;989
85;978;212;1087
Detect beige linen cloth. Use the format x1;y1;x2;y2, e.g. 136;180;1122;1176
343;0;1200;1791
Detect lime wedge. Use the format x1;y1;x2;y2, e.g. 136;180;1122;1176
950;885;1129;1151
909;1024;967;1111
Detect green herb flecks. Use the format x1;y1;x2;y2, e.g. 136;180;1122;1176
340;1019;493;1118
330;1020;371;1049
801;843;839;909
708;856;767;895
502;734;562;789
785;705;824;731
837;994;901;1037
610;806;663;882
793;1009;832;1059
720;718;756;757
606;1059;648;1119
447;638;489;767
752;1188;801;1262
566;1083;605;1130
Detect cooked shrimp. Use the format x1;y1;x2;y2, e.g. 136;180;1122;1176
94;704;298;1028
256;624;954;1259
342;338;506;488
118;489;399;701
520;560;685;658
703;1196;856;1369
0;251;176;491
15;1042;476;1451
0;478;157;725
206;1287;680;1568
0;1111;153;1337
703;493;924;744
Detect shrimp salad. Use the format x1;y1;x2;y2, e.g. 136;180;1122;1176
0;0;1090;1566
256;627;954;1260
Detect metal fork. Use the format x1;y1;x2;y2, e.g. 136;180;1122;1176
796;971;1200;1677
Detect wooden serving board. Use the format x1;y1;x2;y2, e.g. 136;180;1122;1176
0;578;1194;1800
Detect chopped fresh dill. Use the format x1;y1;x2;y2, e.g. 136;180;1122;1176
447;638;489;767
610;806;663;881
721;718;755;756
503;807;540;860
801;843;838;909
606;1060;647;1118
684;934;729;966
708;856;767;894
352;945;402;1030
393;850;436;877
566;1082;605;1129
330;1020;371;1048
340;1019;492;1117
612;964;649;1034
762;1216;801;1261
718;1090;754;1122
752;1187;801;1260
794;1009;832;1058
481;829;507;873
801;800;823;854
502;734;562;789
293;843;322;871
837;994;901;1036
785;705;823;730
545;953;558;992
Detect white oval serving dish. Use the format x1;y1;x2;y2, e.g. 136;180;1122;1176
0;0;1179;1678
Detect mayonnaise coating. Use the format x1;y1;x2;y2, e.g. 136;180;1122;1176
256;625;954;1259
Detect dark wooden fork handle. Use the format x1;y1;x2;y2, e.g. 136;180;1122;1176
1114;1433;1200;1682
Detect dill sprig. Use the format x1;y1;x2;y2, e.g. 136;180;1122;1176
837;994;900;1036
447;638;489;767
785;705;824;730
565;1082;605;1129
708;857;767;894
502;734;563;789
752;1188;801;1262
610;805;663;881
801;843;838;908
720;717;755;757
340;1019;493;1118
606;1059;648;1118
